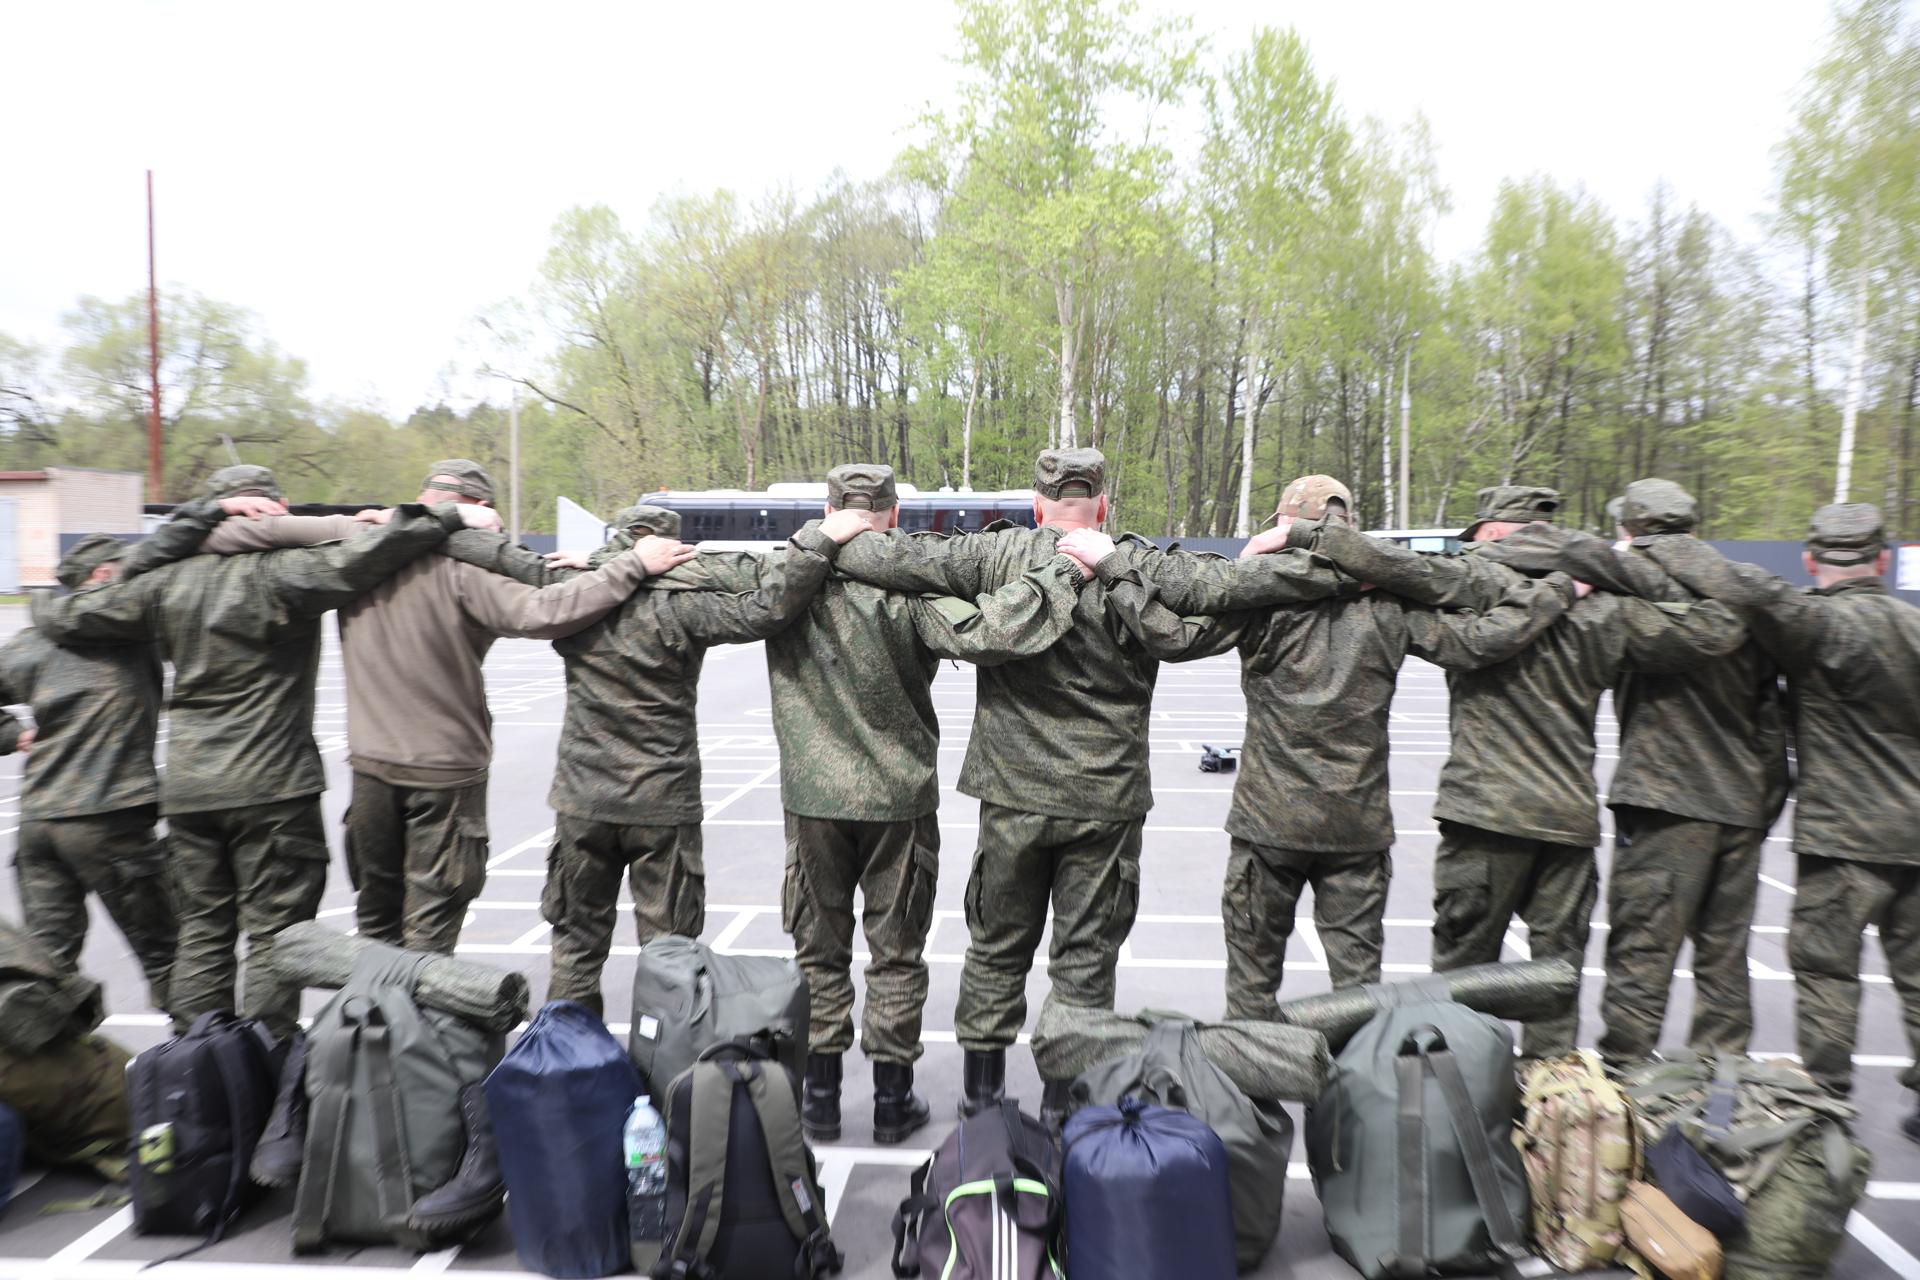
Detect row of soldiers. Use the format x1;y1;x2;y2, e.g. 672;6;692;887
4;450;1917;1149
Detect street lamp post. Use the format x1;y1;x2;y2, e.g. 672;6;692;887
1399;331;1419;529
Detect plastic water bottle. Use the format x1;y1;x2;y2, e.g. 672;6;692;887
624;1095;669;1251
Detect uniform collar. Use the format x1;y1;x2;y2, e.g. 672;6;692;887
1813;577;1888;598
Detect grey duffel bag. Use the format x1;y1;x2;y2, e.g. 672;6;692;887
628;934;808;1095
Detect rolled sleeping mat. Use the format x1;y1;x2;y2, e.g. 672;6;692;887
1031;1003;1331;1104
1272;958;1580;1053
269;921;530;1034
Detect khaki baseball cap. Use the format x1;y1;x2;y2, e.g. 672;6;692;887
1806;502;1885;565
1034;448;1106;500
612;503;682;538
1277;474;1353;521
826;463;898;511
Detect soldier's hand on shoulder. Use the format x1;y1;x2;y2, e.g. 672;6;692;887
218;495;289;520
15;727;34;754
352;506;396;525
1238;519;1293;558
455;504;505;531
818;510;871;545
1058;528;1117;573
634;535;698;574
544;550;592;571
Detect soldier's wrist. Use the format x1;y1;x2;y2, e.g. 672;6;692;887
789;526;838;559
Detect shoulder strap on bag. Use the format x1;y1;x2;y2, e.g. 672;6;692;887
360;1005;427;1250
203;1022;267;1242
740;1061;841;1278
889;1157;935;1278
293;1008;360;1254
660;1061;734;1280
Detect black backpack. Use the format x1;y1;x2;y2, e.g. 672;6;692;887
128;1011;279;1241
891;1101;1064;1280
650;1040;841;1280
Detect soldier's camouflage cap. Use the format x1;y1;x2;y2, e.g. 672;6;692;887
202;463;283;502
1034;448;1106;500
424;459;496;503
613;503;682;538
1620;478;1698;536
1277;474;1353;522
1462;484;1561;538
827;463;898;511
56;533;128;590
1806;502;1885;565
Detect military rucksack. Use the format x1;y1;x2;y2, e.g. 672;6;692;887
1623;1052;1870;1280
1515;1052;1642;1272
292;946;503;1252
629;934;809;1096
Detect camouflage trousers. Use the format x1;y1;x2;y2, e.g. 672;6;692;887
781;811;940;1064
543;814;705;1016
344;773;490;955
167;797;329;1041
1598;808;1763;1065
1223;839;1389;1021
1431;821;1598;1059
954;803;1143;1054
1789;853;1920;1096
13;806;177;1015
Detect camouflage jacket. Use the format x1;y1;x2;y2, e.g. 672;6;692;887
1477;526;1788;829
0;628;163;820
829;526;1351;820
27;505;461;815
1293;522;1748;846
646;535;1084;822
1100;558;1576;852
1643;542;1920;865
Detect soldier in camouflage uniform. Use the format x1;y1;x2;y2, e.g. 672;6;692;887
28;465;471;1039
1088;475;1578;1020
1637;504;1920;1118
1475;478;1788;1066
830;448;1358;1120
1289;485;1746;1058
0;536;179;1013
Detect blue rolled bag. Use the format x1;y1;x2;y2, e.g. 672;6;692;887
485;1001;643;1278
1062;1098;1236;1280
0;1100;21;1219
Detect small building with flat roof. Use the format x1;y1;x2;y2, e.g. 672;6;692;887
0;466;145;590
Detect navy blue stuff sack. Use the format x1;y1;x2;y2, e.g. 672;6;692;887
485;1001;642;1278
0;1100;21;1220
1062;1098;1236;1280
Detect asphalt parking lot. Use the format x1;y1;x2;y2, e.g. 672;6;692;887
1;604;1915;1279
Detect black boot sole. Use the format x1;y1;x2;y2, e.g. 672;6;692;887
803;1119;842;1143
873;1111;931;1145
409;1192;505;1238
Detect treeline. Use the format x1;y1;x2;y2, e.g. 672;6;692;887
3;0;1917;539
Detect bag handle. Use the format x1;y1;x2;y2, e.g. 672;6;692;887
889;1158;935;1278
739;1058;838;1275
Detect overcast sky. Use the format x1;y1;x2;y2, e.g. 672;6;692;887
2;0;1835;415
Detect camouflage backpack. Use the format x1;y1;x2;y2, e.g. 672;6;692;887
1514;1051;1643;1273
1623;1052;1870;1280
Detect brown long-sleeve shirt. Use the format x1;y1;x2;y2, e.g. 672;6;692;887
204;515;648;787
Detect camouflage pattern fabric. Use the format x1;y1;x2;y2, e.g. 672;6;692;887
0;627;162;818
1029;1000;1332;1104
542;816;705;1016
0;918;105;1054
545;527;837;827
166;796;330;1041
953;802;1142;1053
831;525;1352;820
1222;839;1391;1019
268;920;530;1033
1099;557;1574;852
782;812;940;1063
0;1033;132;1180
1789;853;1920;1095
1643;542;1920;866
343;773;490;955
1599;808;1763;1065
15;806;176;1014
28;505;461;815
1514;1051;1641;1272
1431;821;1599;1059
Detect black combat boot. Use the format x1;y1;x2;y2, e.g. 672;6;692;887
872;1062;932;1145
249;1030;309;1188
959;1047;1006;1118
1903;1105;1920;1147
802;1052;843;1143
409;1083;505;1236
1039;1080;1073;1133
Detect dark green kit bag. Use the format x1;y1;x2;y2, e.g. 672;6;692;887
629;934;808;1095
1307;991;1535;1279
1072;1017;1292;1270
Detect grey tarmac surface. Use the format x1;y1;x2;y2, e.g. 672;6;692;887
1;603;1917;1279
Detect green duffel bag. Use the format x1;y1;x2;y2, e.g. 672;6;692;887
628;934;808;1096
1727;1125;1870;1280
1307;988;1534;1279
0;1033;132;1181
1071;1016;1292;1270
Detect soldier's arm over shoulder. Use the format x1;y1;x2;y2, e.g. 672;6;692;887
1136;536;1348;615
269;504;461;618
1292;519;1514;611
439;529;575;586
1097;549;1253;661
1638;538;1822;670
0;631;41;754
829;526;990;598
28;572;161;646
910;555;1083;667
671;525;837;647
645;549;766;594
1403;571;1577;670
454;545;651;640
114;497;229;581
203;513;361;554
1614;595;1749;674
